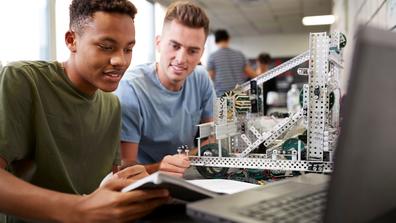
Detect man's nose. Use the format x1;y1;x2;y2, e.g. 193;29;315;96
175;48;187;64
110;50;128;67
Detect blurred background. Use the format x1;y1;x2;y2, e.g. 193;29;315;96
0;0;394;108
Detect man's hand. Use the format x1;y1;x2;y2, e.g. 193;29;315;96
0;164;169;223
68;165;169;223
120;142;191;177
158;154;190;177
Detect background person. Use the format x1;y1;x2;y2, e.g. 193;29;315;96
207;29;257;96
256;53;277;115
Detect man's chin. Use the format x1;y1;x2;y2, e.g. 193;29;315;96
170;78;185;85
169;73;187;82
99;84;119;92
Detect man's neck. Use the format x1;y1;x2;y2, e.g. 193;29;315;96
62;60;96;96
217;41;229;48
156;63;184;92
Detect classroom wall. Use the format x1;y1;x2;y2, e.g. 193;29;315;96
230;33;309;59
332;0;396;35
332;0;396;92
201;33;309;68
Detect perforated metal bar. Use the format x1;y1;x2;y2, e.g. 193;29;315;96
306;33;330;160
190;156;333;172
238;109;304;157
238;51;310;92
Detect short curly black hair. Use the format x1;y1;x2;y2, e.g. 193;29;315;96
69;0;137;34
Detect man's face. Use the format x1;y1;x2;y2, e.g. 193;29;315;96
156;20;206;90
67;12;135;94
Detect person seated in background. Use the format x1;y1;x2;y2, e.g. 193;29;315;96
207;29;257;96
257;53;278;115
115;1;215;178
0;1;169;222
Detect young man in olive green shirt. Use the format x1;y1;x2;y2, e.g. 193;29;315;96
0;0;169;222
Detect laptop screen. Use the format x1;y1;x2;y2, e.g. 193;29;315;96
324;26;396;222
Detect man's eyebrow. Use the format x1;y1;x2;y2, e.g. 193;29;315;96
99;37;117;43
99;37;136;46
127;40;136;46
170;40;181;45
170;40;201;51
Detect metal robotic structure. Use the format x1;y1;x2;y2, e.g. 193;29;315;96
189;32;346;178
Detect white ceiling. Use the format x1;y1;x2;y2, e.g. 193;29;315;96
155;0;332;37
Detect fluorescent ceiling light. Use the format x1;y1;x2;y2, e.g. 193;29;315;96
302;15;335;26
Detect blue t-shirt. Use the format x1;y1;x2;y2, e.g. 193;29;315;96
114;63;215;164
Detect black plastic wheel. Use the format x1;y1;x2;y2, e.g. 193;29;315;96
195;143;229;179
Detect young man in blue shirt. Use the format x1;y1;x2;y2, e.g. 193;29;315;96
115;1;215;177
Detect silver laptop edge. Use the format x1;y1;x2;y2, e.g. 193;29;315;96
187;173;329;223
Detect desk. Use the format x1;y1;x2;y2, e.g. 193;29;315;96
138;167;204;223
138;203;198;223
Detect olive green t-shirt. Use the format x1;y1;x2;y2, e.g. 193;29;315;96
0;61;121;222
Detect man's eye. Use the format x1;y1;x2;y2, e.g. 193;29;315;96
189;49;198;54
171;43;179;49
124;48;133;53
99;45;113;51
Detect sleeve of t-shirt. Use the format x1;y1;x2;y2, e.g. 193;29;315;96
113;79;142;144
112;99;122;166
197;66;215;120
207;53;215;71
113;136;121;166
0;65;33;165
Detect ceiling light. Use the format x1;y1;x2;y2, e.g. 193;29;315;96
302;15;335;26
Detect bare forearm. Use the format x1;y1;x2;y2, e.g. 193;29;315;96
245;65;257;78
0;169;80;222
144;163;160;174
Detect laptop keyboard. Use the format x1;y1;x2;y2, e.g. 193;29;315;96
238;190;327;223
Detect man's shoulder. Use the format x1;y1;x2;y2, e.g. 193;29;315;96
191;65;209;79
227;48;244;56
124;63;154;77
116;63;157;99
188;65;212;90
210;48;243;57
3;61;58;72
210;48;224;57
1;61;60;85
6;60;58;70
121;63;155;85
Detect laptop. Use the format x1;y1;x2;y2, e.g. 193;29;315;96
187;25;396;223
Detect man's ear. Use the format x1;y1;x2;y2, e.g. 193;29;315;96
155;35;161;52
65;30;77;53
